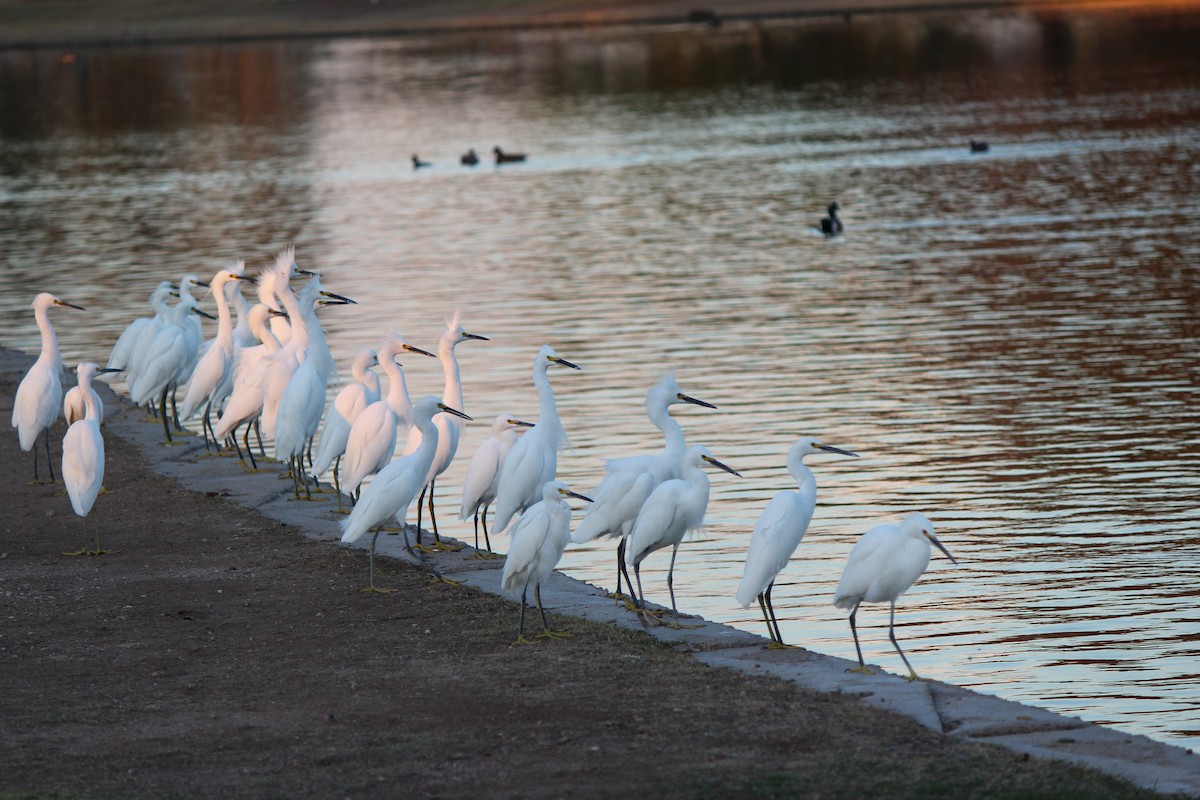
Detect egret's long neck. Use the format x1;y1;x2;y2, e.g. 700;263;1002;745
151;290;172;318
412;412;440;470
212;279;235;352
532;363;563;439
647;399;685;459
381;357;413;423
788;457;816;493
229;284;251;340
438;334;464;410
275;286;310;355
80;373;100;422
33;304;58;367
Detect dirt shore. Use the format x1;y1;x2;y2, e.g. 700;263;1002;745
0;347;1175;798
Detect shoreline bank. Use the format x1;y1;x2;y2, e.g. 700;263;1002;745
2;346;1193;795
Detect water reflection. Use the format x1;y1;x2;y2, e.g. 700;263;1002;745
1;6;1198;749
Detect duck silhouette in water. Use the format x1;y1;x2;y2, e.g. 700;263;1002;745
494;146;527;164
461;148;479;166
818;202;843;236
412;154;432;169
970;139;990;153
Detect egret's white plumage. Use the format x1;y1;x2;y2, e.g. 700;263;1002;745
459;413;533;553
833;511;958;679
572;371;716;596
501;480;592;642
490;345;582;535
735;437;859;646
61;362;106;555
310;348;381;483
340;397;471;591
107;280;173;378
64;362;120;427
625;445;741;622
178;262;248;427
12;292;84;481
401;312;488;545
340;335;435;496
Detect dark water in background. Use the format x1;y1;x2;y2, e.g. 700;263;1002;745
1;7;1198;747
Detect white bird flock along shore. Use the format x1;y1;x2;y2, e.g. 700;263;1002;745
11;246;958;671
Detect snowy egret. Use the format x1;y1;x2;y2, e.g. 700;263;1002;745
64;363;121;426
736;437;859;648
272;273;355;498
459;414;533;555
340;396;471;592
107;280;173;376
501;480;592;644
310;348;381;509
12;293;84;482
833;512;958;680
819;202;843;236
212;301;285;468
401;312;489;549
60;362;106;556
129;295;209;443
490;345;581;535
572;370;716;600
340;335;436;498
178;262;250;446
625;445;741;625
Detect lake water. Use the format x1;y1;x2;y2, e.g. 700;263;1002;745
1;6;1198;750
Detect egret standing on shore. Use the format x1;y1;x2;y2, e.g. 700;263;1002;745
490;345;581;536
64;362;121;426
833;512;958;680
61;363;107;556
340;396;471;592
736;437;859;648
501;480;592;644
625;444;741;626
12;293;85;482
459;414;533;556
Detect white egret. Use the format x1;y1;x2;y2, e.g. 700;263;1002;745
64;362;121;426
736;437;859;648
12;293;84;482
340;335;436;498
402;313;489;550
129;295;212;443
625;445;741;625
490;345;582;535
310;348;381;509
833;511;958;680
272;273;355;498
572;370;716;600
107;280;173;378
60;362;106;556
212;301;285;468
169;273;210;425
340;396;471;592
459;414;533;555
178;261;250;447
501;480;593;644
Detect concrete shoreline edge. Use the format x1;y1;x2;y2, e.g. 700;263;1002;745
7;345;1188;795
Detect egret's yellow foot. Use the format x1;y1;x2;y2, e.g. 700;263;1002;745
160;439;189;447
332;507;352;516
413;543;438;554
90;548;117;556
665;619;704;630
429;575;464;587
97;486;109;495
536;630;572;640
905;672;930;682
360;586;398;594
766;642;806;651
512;635;540;646
238;463;263;475
430;540;465;553
61;548;91;557
847;665;874;675
378;526;405;533
466;551;503;561
53;488;67;497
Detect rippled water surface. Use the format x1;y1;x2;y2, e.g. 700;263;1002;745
2;7;1198;748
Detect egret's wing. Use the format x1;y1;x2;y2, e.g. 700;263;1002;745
460;437;502;519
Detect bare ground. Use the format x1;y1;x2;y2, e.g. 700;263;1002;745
0;349;1174;799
